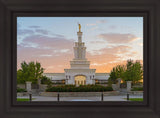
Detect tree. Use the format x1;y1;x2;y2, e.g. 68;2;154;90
122;60;143;84
17;61;44;84
122;59;134;82
108;67;117;84
17;69;25;84
41;76;53;88
115;65;126;79
131;61;143;84
108;59;143;85
108;65;125;85
41;76;52;84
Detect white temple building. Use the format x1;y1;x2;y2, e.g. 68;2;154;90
43;25;109;86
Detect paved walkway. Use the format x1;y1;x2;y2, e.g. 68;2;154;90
17;95;143;101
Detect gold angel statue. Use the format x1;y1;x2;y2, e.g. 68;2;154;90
78;23;81;32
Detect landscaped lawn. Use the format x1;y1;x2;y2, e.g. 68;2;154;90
124;98;143;101
129;98;143;101
17;98;35;101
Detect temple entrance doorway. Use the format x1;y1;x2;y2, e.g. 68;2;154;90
74;75;86;86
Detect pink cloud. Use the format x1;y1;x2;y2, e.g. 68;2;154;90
17;33;140;73
98;33;139;44
89;45;131;55
17;46;73;73
89;41;107;44
86;45;137;72
17;34;74;73
21;34;74;50
17;43;140;73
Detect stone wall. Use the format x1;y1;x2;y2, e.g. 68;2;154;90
39;84;48;91
17;83;48;92
17;84;25;89
17;92;28;97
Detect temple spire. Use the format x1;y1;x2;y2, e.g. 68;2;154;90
77;24;82;43
78;23;81;32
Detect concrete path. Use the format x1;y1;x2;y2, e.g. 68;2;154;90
17;95;143;101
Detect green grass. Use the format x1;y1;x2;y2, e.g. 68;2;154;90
129;98;143;101
124;98;143;101
17;98;35;101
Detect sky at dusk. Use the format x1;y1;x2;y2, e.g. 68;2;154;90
17;17;143;73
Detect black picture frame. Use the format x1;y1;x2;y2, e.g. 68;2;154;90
0;0;160;118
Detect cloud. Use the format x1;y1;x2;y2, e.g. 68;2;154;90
17;45;73;72
90;41;107;44
96;20;107;24
86;24;96;26
55;34;65;38
87;45;132;66
98;33;139;44
17;41;141;73
28;25;50;35
29;26;41;29
35;29;49;35
17;29;34;35
109;25;117;29
17;31;141;73
54;49;70;53
39;54;53;57
17;34;75;72
20;34;74;50
85;45;142;73
89;45;131;55
138;43;143;46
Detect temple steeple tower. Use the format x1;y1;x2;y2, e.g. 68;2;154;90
70;24;90;69
64;24;96;85
73;26;86;60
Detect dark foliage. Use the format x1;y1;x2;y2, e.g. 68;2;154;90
46;85;113;92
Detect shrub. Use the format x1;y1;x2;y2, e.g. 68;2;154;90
41;76;52;84
131;87;143;91
46;84;113;92
17;88;27;92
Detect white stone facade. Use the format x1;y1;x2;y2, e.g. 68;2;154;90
43;28;109;85
43;73;109;85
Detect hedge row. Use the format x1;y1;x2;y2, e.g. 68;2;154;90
46;85;113;92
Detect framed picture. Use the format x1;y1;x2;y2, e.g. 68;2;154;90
0;0;160;118
16;16;144;103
